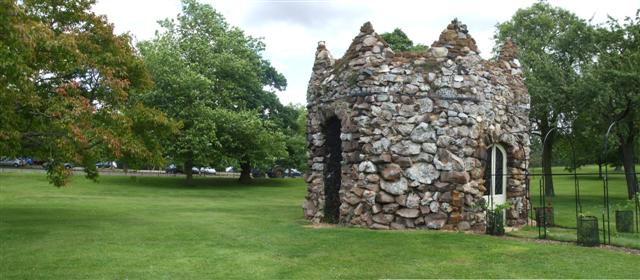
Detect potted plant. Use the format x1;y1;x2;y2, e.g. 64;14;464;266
534;201;554;227
614;193;638;233
577;213;599;247
486;202;511;236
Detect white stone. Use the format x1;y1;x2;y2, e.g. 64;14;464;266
417;98;433;113
430;47;448;58
410;122;436;143
405;163;439;184
422;143;437;154
358;161;377;173
381;177;408;195
405;193;421;208
390;141;421;156
363;36;377;47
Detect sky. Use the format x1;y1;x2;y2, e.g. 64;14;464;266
93;0;639;106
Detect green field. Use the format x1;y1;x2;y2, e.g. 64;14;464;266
1;172;639;279
516;165;640;249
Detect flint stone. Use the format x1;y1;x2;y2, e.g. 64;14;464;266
376;191;396;203
381;163;402;181
417;98;433;113
390;222;406;230
410;123;436;143
422;143;437;154
382;203;400;213
429;201;440;213
405;193;421;208
405;163;439;184
431;47;448;58
457;221;471;231
358;161;377;173
381;177;408;195
425;213;448;229
373;213;394;224
390;141;421;156
372;138;391;154
441;171;470;184
396;208;420;218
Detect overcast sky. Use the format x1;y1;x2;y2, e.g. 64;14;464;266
93;0;638;106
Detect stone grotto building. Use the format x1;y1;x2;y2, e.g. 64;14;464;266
302;19;530;231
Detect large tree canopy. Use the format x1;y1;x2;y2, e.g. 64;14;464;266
494;2;596;196
139;0;289;183
580;11;640;198
0;0;175;186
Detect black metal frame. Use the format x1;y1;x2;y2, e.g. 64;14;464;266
531;120;639;245
602;121;616;245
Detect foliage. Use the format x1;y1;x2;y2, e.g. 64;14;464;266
494;2;596;195
579;11;640;198
211;108;287;171
272;104;307;172
138;0;289;182
0;0;176;186
380;28;428;52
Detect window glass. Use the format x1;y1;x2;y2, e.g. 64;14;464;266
495;147;504;195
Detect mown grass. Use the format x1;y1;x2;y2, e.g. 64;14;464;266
1;172;639;279
512;165;640;249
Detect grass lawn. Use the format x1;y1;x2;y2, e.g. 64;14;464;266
517;165;640;249
1;172;639;279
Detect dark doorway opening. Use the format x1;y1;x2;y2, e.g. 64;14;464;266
323;116;342;223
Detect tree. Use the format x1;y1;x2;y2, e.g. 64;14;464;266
272;104;307;172
0;0;175;186
380;28;428;52
139;0;288;183
582;11;640;198
211;109;287;183
495;2;596;196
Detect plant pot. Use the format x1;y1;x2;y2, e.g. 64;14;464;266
615;210;635;233
534;206;554;226
577;216;599;247
486;209;505;236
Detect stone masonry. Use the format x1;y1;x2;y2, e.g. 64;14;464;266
303;19;530;231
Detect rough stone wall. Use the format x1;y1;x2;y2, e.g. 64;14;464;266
303;20;530;231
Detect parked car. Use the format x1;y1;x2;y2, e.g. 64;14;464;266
165;164;182;174
191;167;201;175
0;157;25;167
267;166;285;178
96;161;117;169
251;168;264;178
286;168;303;178
42;162;73;169
225;166;236;173
200;167;216;175
19;157;33;165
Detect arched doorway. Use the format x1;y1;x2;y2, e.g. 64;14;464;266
323;117;342;223
484;144;507;209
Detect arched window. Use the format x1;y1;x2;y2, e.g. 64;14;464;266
484;144;507;207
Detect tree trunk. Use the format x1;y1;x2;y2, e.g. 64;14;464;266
620;134;638;199
239;160;252;184
541;122;555;197
185;157;194;185
598;161;603;179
